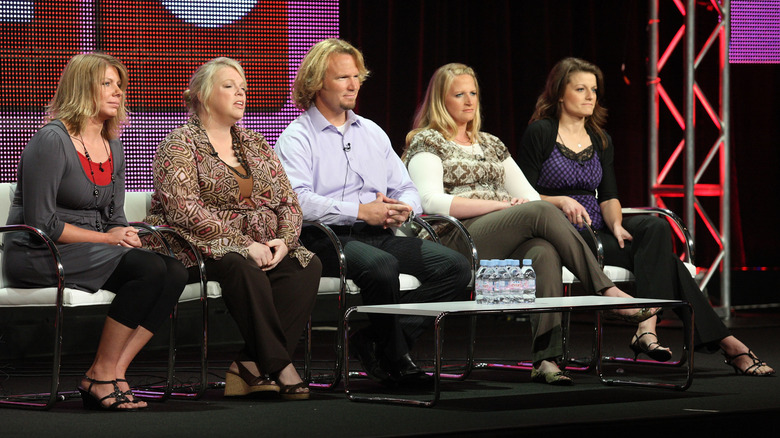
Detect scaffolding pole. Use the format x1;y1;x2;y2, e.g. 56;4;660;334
647;0;731;319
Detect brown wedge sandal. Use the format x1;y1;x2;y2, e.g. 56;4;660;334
278;381;310;401
225;361;281;396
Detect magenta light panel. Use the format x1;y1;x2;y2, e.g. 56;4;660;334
0;0;339;190
730;0;780;63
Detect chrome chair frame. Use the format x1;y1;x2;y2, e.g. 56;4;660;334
136;225;210;400
585;207;696;368
0;222;179;409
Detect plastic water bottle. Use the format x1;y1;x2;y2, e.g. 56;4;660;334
474;260;489;304
476;260;496;304
486;260;500;305
507;259;523;304
493;260;511;304
521;259;536;303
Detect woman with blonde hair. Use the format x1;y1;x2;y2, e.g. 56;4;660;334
4;52;187;410
146;57;322;399
403;63;657;385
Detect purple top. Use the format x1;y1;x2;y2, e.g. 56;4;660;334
537;143;604;230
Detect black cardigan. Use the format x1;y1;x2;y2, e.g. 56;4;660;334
517;118;619;204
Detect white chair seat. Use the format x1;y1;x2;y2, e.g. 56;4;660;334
0;287;115;307
317;273;421;296
179;273;422;304
179;281;223;302
562;262;696;286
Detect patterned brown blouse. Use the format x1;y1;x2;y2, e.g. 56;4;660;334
403;128;514;237
403;128;513;202
145;115;314;268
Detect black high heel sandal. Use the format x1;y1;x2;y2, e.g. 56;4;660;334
116;378;148;409
630;332;672;362
77;376;136;411
723;350;776;377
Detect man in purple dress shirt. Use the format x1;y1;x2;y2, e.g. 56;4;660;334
276;39;471;387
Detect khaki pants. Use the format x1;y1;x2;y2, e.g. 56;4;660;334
442;201;614;364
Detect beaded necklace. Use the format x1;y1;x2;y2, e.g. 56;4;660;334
229;134;251;179
72;134;116;230
207;131;251;179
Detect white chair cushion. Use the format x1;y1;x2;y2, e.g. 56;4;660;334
603;265;636;283
562;262;696;285
176;273;422;301
316;273;421;296
0;287;116;307
179;281;223;302
124;191;152;223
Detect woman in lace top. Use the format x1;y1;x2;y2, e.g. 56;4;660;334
519;57;773;376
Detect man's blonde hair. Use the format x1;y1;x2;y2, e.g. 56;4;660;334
292;39;369;110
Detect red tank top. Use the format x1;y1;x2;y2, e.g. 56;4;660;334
77;151;113;185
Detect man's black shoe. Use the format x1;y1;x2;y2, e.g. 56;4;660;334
384;353;433;386
349;329;394;386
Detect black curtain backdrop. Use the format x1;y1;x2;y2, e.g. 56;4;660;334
338;0;780;268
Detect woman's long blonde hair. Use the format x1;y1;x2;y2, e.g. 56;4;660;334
405;63;482;148
45;52;129;139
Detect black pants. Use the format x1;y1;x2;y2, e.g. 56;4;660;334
188;253;321;375
102;249;187;334
585;214;731;350
302;223;471;360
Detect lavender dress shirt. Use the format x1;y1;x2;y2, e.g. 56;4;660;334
275;106;422;225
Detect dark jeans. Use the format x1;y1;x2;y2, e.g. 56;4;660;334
301;223;471;360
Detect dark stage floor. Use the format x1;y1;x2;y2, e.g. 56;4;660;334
2;307;779;437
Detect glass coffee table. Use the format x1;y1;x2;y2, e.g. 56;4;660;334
343;296;693;407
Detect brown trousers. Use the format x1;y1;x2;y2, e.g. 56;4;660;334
189;253;322;375
443;201;614;363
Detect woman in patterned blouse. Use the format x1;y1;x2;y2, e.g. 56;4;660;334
146;58;323;399
403;63;655;385
518;57;773;376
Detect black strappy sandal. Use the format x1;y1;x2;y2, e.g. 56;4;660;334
77;376;137;411
116;378;148;409
723;350;776;377
630;332;673;362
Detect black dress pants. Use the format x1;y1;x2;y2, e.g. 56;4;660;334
189;253;321;375
585;214;731;350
